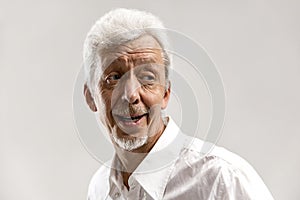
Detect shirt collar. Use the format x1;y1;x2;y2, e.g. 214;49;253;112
131;117;188;199
108;117;189;200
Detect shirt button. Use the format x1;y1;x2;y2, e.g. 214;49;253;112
130;183;136;190
114;192;120;198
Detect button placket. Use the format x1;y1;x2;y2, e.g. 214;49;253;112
128;178;136;191
130;183;136;190
113;192;120;199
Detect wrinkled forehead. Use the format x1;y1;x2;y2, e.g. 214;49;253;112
100;35;164;71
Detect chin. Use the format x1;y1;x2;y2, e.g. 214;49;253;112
111;132;148;151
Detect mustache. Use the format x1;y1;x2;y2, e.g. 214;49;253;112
112;105;149;116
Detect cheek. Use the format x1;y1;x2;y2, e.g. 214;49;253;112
98;91;116;130
141;86;165;107
99;90;114;120
100;90;112;108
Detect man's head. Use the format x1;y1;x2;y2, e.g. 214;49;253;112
83;8;171;151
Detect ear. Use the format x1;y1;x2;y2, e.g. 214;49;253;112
84;84;97;112
161;81;171;109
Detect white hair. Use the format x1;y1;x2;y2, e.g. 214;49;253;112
83;8;171;97
112;133;148;151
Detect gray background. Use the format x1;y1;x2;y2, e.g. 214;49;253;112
1;0;299;199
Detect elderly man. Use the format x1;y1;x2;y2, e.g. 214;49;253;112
83;8;274;200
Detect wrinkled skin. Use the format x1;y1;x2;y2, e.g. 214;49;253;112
85;35;171;153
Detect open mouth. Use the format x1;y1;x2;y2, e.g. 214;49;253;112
114;113;148;124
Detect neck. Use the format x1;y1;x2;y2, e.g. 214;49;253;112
114;118;167;188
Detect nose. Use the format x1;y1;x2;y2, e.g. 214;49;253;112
122;74;141;104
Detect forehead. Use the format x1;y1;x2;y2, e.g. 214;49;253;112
101;35;164;70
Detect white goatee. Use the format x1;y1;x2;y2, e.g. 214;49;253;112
111;131;148;151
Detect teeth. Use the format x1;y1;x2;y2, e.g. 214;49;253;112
123;117;137;121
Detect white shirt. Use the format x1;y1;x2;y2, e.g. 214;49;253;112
87;118;274;200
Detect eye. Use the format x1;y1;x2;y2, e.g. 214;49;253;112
141;75;155;81
105;73;121;84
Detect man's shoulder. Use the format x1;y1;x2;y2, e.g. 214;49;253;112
170;137;274;199
90;163;111;182
87;162;111;200
184;137;252;171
